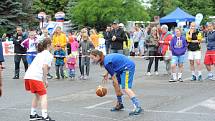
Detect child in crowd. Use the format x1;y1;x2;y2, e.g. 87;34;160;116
79;33;95;80
54;45;66;79
67;54;76;80
21;31;38;65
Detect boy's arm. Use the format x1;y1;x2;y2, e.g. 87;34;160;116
42;64;49;88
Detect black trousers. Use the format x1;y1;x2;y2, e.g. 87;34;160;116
147;51;159;72
14;54;28;77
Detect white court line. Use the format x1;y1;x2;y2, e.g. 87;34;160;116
0;107;121;121
92;107;214;116
177;97;215;113
84;100;113;109
200;99;215;110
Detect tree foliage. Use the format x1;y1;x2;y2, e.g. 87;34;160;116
149;0;215;24
67;0;149;30
0;0;27;33
32;0;69;17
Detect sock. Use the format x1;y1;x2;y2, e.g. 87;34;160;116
178;73;182;79
131;97;140;108
30;108;37;115
198;71;202;76
42;109;48;118
172;73;177;80
192;71;195;76
117;96;123;104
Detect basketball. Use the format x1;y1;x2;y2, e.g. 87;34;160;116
96;86;107;97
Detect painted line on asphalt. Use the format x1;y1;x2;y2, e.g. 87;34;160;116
91;107;214;116
84;100;113;109
177;97;215;113
0;107;121;121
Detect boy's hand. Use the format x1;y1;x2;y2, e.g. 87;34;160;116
44;81;48;88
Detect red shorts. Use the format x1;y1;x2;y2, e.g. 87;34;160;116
204;50;215;65
25;79;47;96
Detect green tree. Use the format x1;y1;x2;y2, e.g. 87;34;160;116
0;0;27;33
32;0;69;18
149;0;215;24
67;0;149;30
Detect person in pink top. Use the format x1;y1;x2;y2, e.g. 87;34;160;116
69;34;79;58
67;54;76;80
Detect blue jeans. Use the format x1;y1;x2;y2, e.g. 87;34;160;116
69;69;75;77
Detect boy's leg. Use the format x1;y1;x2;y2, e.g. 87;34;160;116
55;66;60;79
41;94;48;119
86;57;90;76
30;94;42;120
60;65;64;78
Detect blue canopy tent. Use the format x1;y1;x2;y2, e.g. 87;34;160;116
160;7;195;24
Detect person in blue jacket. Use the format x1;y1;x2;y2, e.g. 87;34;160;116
90;49;142;116
0;38;4;96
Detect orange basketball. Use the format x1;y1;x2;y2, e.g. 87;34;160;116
96;86;107;97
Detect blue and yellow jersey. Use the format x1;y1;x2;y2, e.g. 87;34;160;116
104;53;135;76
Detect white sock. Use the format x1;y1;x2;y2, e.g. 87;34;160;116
173;73;177;80
42;109;48;118
178;73;182;79
31;108;37;115
198;71;202;76
192;71;195;76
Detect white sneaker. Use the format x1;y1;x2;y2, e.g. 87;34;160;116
83;76;89;80
79;75;84;80
146;72;151;76
155;71;159;75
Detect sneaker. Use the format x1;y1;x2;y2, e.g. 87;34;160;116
178;78;183;82
169;78;177;82
198;75;202;81
110;103;124;111
29;114;42;121
191;75;196;81
205;75;215;81
55;76;60;79
155;71;159;75
129;107;143;116
83;76;88;80
42;116;55;121
47;73;53;79
146;72;151;76
79;75;84;80
12;76;19;79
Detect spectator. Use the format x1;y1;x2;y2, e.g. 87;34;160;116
110;21;126;54
186;22;203;81
79;33;94;80
67;54;76;80
145;27;160;76
52;26;67;50
21;31;38;66
169;28;187;82
0;39;4;96
103;26;112;54
12;26;28;79
158;25;173;75
54;46;66;79
90;29;99;48
132;26;143;56
204;22;215;80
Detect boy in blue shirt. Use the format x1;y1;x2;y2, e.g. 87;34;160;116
54;45;66;79
90;49;142;116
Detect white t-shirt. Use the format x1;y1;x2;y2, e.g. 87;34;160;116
24;50;53;81
28;38;37;52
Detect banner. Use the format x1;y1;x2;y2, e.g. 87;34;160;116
2;42;14;55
